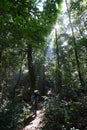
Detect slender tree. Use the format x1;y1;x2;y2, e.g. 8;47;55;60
65;0;85;88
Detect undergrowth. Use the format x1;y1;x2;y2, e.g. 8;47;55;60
0;98;31;130
41;88;87;130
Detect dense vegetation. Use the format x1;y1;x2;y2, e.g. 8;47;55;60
0;0;87;130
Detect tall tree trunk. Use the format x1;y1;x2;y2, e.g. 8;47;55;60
65;0;85;88
55;29;62;93
0;47;4;103
27;44;35;95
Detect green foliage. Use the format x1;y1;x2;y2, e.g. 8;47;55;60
42;91;87;130
77;38;87;48
42;96;71;130
0;99;31;130
59;85;78;101
0;0;63;96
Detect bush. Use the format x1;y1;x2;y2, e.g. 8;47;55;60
0;98;31;130
42;95;78;130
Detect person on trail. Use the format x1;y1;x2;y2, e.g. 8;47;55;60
31;90;39;116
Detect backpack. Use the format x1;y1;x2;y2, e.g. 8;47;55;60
31;94;36;105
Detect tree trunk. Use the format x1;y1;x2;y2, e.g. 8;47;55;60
65;0;85;88
27;44;35;95
0;47;3;102
55;29;62;93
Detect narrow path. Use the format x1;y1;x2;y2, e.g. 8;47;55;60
22;109;45;130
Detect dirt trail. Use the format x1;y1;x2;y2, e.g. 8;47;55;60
22;109;45;130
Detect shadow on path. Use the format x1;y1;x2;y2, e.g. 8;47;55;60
21;109;45;130
23;115;35;126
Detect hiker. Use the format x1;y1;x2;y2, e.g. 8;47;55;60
31;90;39;116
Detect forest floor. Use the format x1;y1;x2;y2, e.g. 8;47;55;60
21;109;46;130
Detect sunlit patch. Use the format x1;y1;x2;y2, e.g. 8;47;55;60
23;110;45;130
